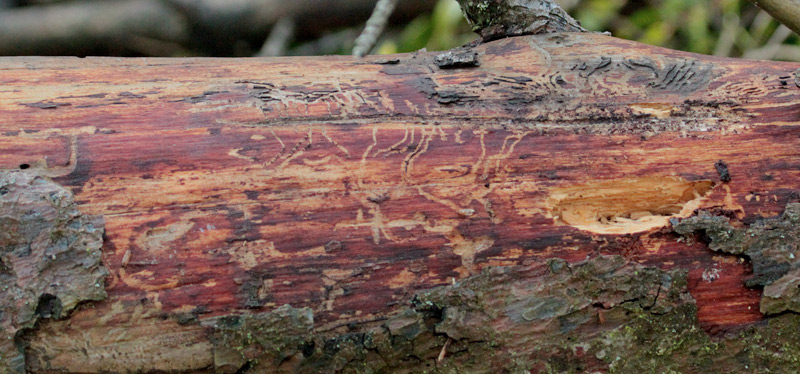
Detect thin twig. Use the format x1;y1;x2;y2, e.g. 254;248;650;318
713;13;739;57
748;0;800;36
744;24;793;60
257;18;295;57
437;337;453;363
352;0;398;57
290;28;360;56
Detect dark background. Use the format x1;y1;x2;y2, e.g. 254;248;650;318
0;0;797;60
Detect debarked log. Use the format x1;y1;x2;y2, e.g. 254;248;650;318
1;33;800;373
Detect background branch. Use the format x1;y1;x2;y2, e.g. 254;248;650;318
0;0;437;56
749;0;800;36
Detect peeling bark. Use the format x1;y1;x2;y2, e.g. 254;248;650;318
675;203;800;315
0;171;107;374
0;33;799;373
197;255;693;373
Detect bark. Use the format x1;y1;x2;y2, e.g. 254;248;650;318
455;0;586;41
1;33;800;373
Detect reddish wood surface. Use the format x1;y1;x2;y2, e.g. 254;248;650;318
1;33;799;372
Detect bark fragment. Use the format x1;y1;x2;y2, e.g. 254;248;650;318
715;160;731;182
434;49;481;69
455;0;586;41
0;171;107;374
205;305;314;373
674;203;800;315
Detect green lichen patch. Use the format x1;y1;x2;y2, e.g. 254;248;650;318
596;302;800;374
674;203;800;314
726;313;800;373
205;304;314;373
596;303;718;373
0;170;107;374
454;0;586;41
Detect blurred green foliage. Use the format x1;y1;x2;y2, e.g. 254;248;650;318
377;0;476;54
376;0;800;61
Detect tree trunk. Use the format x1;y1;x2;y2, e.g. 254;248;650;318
2;33;800;373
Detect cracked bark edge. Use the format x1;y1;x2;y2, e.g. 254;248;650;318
674;202;800;315
201;252;800;372
199;255;700;373
0;170;108;374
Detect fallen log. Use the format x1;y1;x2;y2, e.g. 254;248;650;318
1;32;800;373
